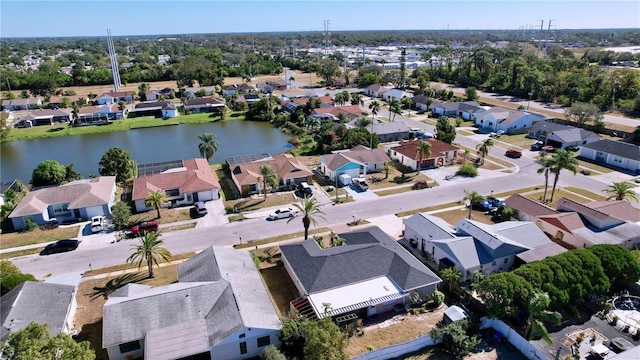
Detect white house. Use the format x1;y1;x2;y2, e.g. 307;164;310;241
578;140;640;175
432;101;484;120
96;91;135;105
474;107;541;133
364;84;392;98
382;89;413;102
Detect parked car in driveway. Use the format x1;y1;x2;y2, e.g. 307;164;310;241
194;201;208;216
530;141;544;151
505;150;522;158
41;239;79;255
268;208;296;220
471;200;496;212
130;220;159;236
351;177;369;192
91;216;104;233
487;196;506;209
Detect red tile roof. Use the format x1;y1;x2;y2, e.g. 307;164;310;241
132;158;219;201
390;139;459;160
312;105;362;118
232;154;312;186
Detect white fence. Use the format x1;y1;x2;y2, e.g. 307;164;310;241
351;335;435;360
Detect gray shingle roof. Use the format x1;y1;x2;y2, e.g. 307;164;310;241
404;213;457;240
582;140;640;161
280;226;441;294
1;281;75;342
435;101;481;112
530;121;571;134
321;146;390;171
432;237;493;269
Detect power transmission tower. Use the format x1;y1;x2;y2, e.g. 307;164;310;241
323;20;331;56
107;29;121;92
544;19;555;58
536;20;544;58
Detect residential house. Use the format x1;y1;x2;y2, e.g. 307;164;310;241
182;86;218;97
15;109;72;127
432;101;483;120
102;246;281;360
130;101;179;119
221;83;255;96
48;95;88;108
237;94;261;106
382;89;413;102
319;145;390;182
96;91;135;105
265;79;287;91
1;282;77;342
537;197;640;249
311;105;363;122
183;96;225;114
387;138;459;170
403;213;565;280
144;88;174;101
364;84;392;98
9;176;117;231
412;95;441;112
283;95;333;114
528;121;601;149
2;97;42;111
527;121;568;140
280;226;441;321
504;194;558;221
474;107;541;133
229;153;313;196
579;140;640;174
75;104;125;124
132;158;220;212
346;119;410;143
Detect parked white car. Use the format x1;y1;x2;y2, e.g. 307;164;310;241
268;208;296;220
90;216;104;233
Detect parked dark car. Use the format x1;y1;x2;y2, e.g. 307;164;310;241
530;141;544;151
471;200;496;212
487;196;506;209
566;145;580;152
130;220;159;236
505;150;522;158
41;239;79;255
194;201;208;216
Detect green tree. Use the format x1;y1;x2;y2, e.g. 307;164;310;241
259;164;278;200
316;59;341;86
564;102;603;127
416;140;432;172
144;190;167;219
279;314;306;360
431;289;445;307
1;261;37;295
260;345;286;360
463;190;485;219
462;148;470;164
497;207;518;222
475;138;493;165
289;196;325;240
383;161;394;179
524;291;562;345
302;317;349;360
126;232;173;278
198;133;219;163
31;160;67;187
0;322;95;360
440;266;462;293
630;126;640;145
476;272;534;318
548;149;579;202
401;96;413;116
603;181;639;202
587;244;640;283
388;99;402;122
111;201;131;230
429;319;480;360
65;163;83;182
435;116;456;144
350;93;363;106
99;147;136;183
465;86;479;100
537;155;554;202
1;112;12;142
368;100;381;148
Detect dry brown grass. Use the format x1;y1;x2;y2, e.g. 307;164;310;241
0;226;80;249
74;266;179;359
432;208;494;225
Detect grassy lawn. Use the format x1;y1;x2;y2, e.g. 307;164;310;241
524;188;595;207
0;226;79;250
130;205;194;225
564;187;608;201
233;227;331;249
432;208;494;225
74;265;179;360
457;130;475;136
493;133;536;149
575;157;615;174
225;192;298;213
0;248;43;260
82;251;196;277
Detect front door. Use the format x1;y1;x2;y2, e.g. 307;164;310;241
193;193;198;202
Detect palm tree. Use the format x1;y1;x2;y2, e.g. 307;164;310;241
145;190;167;219
603;181;639;202
198;133;219;163
463;190;485;219
440;266;461;294
476;138;494;165
383;161;394;179
288;76;295;89
524;291;562;345
416;140;432;173
351;93;363;106
71;103;80;126
401;96;413;116
537;155;554;202
259;164;278;200
368;101;380;148
126;232;173;278
388;99;402;122
288;196;326;240
548;149;579;202
462;148;470;164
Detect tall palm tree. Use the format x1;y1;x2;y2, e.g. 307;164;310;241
198;133;219;163
259;164;278;200
548;149;579;202
388;99;401;122
383;161;394;179
351;93;363;106
440;266;461;294
401;96;413;117
603;181;639;202
524;291;562;345
462;148;470;164
463;190;485;219
126;232;173;278
476;138;494;165
368;101;380;148
536;155;554;202
145;190;167;219
416;140;432;173
288;196;326;240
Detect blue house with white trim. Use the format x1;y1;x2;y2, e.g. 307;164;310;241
319;145;390;183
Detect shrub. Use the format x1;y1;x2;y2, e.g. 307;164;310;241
412;180;429;189
456;163;478;177
1;273;36;295
24;219;38;232
455;118;463;127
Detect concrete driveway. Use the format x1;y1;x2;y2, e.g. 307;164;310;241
344;184;379;200
195;199;228;228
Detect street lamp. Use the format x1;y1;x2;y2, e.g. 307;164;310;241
527;90;534;110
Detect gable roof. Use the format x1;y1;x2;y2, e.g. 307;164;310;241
475;107;530;126
585;200;640;223
184;96;225;107
556;197;623;226
49;95;86;104
365;84;391;93
384;89;413;98
132;158;219;201
321;146;390;171
389;138;459;160
21;109;71;120
456;219;550;258
133;100;176;111
312;105;362;118
1;281;75;342
432;236;494;269
2;98;41;107
530;121;573;134
279;226;441;295
231;153;312;186
9;177;116;218
504;194;558;217
290;96;333;105
550;127;599;143
434;101;481;112
582;140;640;161
404;212;457;240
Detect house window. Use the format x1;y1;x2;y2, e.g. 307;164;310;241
613;156;623;164
52;203;69;215
257;335;270;348
239;333;245;339
165;188;180;197
119;340;141;354
492;261;497;266
239;342;247;355
503;258;509;264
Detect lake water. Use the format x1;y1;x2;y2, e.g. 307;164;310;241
0;121;294;183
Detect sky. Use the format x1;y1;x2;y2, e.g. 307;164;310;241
1;0;639;38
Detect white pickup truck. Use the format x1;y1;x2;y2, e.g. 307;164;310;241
352;177;369;192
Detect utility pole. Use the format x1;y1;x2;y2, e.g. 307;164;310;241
544;19;555;58
536;20;544;58
323;20;331;57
